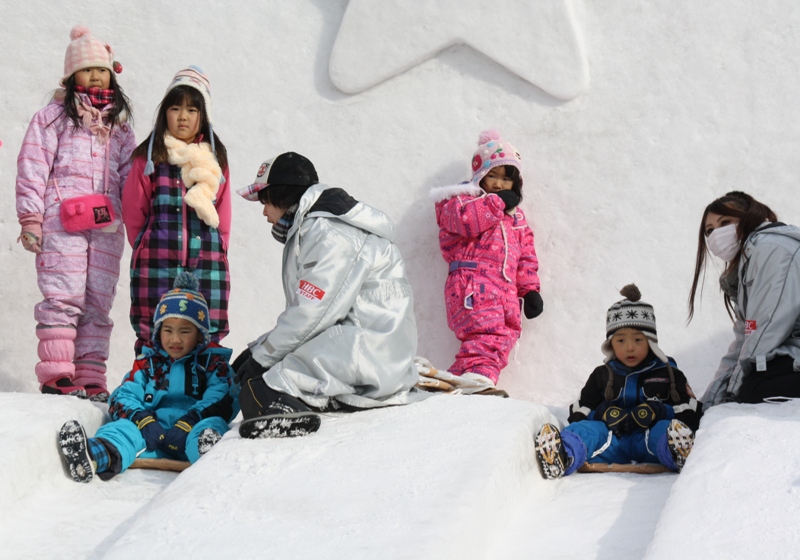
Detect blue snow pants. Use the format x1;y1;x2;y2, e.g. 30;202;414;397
93;416;231;470
561;419;676;476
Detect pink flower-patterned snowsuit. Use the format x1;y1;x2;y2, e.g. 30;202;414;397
432;183;540;383
16;98;136;390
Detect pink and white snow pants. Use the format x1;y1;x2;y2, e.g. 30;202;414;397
444;269;521;384
33;214;125;389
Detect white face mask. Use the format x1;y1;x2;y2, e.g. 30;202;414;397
707;223;740;262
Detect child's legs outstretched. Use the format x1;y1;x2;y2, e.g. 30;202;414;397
73;228;125;393
564;420;679;472
33;223;88;390
445;275;519;384
93;418;147;475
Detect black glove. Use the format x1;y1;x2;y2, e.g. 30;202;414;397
631;401;668;429
236;356;268;384
522;291;544;319
595;402;631;436
495;190;520;210
231;347;252;374
132;410;165;451
162;411;201;454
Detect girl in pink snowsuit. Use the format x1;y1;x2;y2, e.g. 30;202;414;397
430;130;542;389
15;26;136;401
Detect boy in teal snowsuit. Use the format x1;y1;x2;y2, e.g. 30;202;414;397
58;273;237;483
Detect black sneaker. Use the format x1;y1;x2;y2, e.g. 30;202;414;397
535;423;571;479
197;428;222;456
42;378;87;399
667;419;694;472
58;420;94;483
239;378;321;439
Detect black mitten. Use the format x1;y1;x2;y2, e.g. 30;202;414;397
232;347;252;375
632;401;668;429
522;291;544;319
495;190;520;210
132;410;165;451
595;402;630;436
236;356;268;384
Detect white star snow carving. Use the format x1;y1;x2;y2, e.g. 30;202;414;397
329;0;589;99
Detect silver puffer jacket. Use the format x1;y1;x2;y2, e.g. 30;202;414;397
703;223;800;407
249;184;423;409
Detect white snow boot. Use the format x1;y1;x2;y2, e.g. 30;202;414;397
667;419;694;472
535;423;570;480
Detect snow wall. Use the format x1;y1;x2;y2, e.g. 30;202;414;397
2;0;799;404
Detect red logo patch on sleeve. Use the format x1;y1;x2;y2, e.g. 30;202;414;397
297;280;325;301
745;320;757;335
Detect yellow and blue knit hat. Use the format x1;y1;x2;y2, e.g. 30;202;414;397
152;272;211;345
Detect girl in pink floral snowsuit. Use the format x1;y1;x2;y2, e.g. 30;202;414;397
430;130;542;389
15;26;135;401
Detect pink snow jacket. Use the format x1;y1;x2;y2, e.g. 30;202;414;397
431;183;540;296
16;98;136;224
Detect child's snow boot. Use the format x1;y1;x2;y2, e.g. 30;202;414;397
535;423;571;479
197;428;222;456
42;377;86;398
73;359;109;402
36;325;83;397
666;419;694;472
460;372;509;398
58;420;95;483
239;378;321;439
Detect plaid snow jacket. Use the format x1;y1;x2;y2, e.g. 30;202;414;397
122;156;231;348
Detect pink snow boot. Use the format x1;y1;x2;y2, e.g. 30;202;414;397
73;360;109;402
36;325;84;398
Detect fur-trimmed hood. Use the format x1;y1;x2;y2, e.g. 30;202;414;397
429;182;485;203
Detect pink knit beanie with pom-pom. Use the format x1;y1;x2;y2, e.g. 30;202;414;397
61;25;122;86
470;129;523;186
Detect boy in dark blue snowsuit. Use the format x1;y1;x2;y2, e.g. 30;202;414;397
535;284;702;479
58;273;238;483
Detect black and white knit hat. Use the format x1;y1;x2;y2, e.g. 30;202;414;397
601;284;668;363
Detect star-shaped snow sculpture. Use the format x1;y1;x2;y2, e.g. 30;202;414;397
329;0;589;99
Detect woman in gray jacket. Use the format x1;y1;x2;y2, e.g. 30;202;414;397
233;152;424;438
689;191;800;408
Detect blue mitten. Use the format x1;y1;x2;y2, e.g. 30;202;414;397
132;410;165;451
162;411;201;454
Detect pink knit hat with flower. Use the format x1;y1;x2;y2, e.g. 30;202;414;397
61;25;122;86
470;129;523;186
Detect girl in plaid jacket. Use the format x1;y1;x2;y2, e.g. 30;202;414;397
122;67;231;355
15;26;135;400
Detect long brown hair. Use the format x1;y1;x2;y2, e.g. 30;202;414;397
131;85;228;170
688;191;777;321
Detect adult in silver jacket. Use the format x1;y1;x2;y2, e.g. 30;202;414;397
689;191;800;408
233;152;423;438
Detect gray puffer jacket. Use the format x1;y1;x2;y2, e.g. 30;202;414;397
702;223;800;407
249;184;424;409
